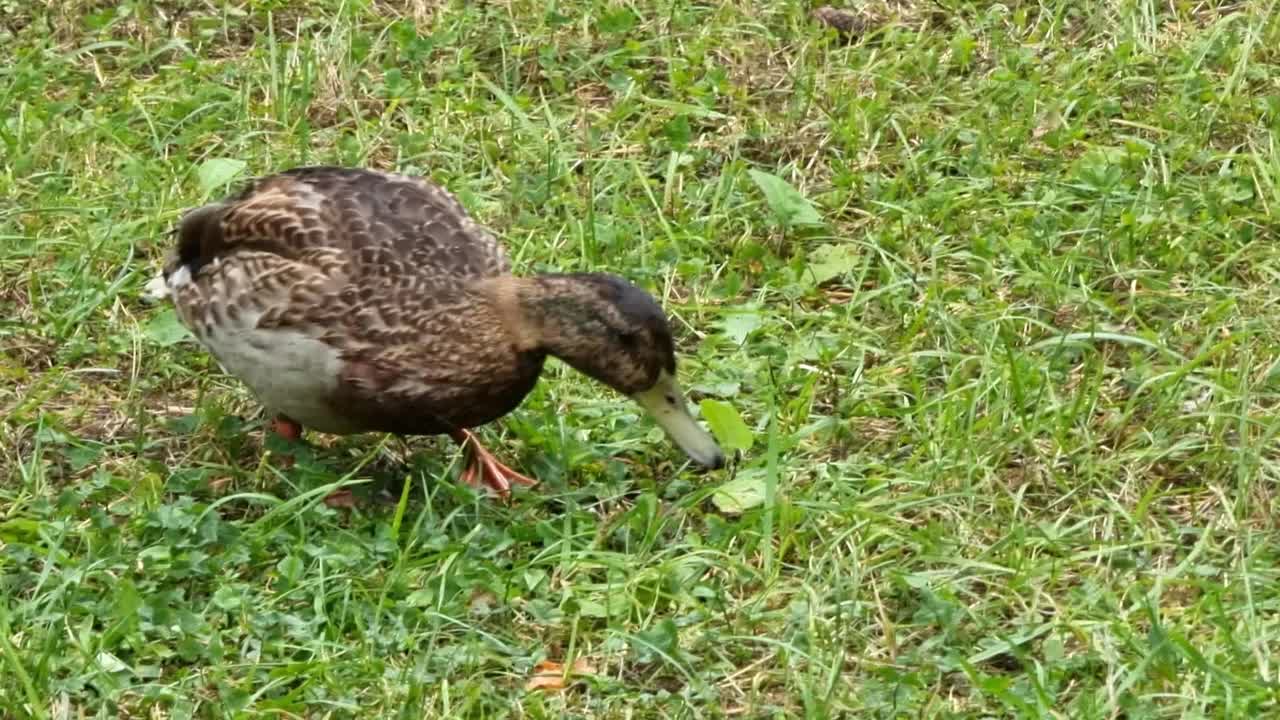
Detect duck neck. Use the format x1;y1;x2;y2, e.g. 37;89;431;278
480;274;599;356
480;273;651;392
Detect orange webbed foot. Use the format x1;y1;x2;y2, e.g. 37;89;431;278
450;429;538;499
267;414;303;468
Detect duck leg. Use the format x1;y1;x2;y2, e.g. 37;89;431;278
449;429;538;498
269;414;303;442
266;414;358;507
267;414;303;468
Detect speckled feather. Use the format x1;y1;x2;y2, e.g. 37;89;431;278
154;165;696;448
161;167;546;436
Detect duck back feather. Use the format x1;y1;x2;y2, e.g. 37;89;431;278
152;167;546;437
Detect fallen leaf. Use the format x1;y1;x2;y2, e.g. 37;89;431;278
323;489;356;509
630;618;680;663
804;243;860;287
276;555;304;584
196;157;247;195
143;308;193;347
690;379;741;399
96;651;130;674
405;589;433;607
208;477;233;494
711;469;768;515
747;169;825;228
524;658;596;692
720;311;763;344
700;399;754;452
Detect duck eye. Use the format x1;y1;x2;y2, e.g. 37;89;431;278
665;394;677;406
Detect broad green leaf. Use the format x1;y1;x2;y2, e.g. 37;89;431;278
67;444;103;471
804;243;860;286
720;311;762;344
711;470;767;515
113;578;142;622
1043;634;1065;664
700;399;753;451
691;379;741;398
276;555;304;584
598;8;637;33
630;618;679;663
196;157;247;195
211;585;242;611
0;518;42;543
144;308;193;346
405;589;434;606
524;568;547;591
96;651;130;674
747;169;825;227
576;599;609;618
663;114;692;148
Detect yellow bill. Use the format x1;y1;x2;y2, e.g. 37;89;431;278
631;370;725;469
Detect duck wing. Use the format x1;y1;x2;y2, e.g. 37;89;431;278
171;165;511;286
151;166;530;436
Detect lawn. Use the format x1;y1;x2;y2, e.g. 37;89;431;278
2;0;1280;717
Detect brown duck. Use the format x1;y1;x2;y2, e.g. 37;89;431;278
145;166;725;495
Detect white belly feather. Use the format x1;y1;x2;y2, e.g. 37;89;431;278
200;318;360;434
151;261;363;434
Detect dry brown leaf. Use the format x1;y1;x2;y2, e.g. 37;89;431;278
524;658;596;692
812;6;875;39
207;477;234;495
468;589;498;615
323;489;357;509
1032;107;1063;140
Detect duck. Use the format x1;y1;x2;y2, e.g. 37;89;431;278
144;165;725;496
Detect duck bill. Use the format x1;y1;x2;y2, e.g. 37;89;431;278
632;370;726;469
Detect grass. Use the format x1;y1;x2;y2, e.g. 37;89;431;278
2;0;1280;716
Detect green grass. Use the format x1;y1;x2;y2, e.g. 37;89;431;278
3;0;1280;716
